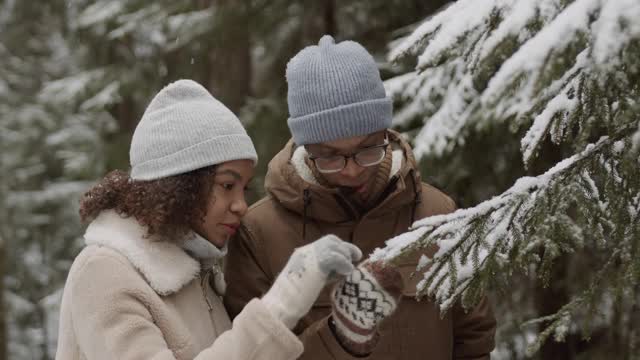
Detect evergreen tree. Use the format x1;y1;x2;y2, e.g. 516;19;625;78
2;1;449;357
377;0;640;358
0;0;114;357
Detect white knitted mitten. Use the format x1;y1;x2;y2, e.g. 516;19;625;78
262;234;362;329
330;260;403;356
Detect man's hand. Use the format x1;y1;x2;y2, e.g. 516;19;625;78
330;260;403;356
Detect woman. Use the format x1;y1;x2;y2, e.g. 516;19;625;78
55;80;362;359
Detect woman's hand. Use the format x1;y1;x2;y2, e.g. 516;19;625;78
261;234;362;328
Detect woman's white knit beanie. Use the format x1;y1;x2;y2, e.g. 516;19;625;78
129;79;258;180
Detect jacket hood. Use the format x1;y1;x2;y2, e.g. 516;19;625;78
264;130;423;223
83;210;200;295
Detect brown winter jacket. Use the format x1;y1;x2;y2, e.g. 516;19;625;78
56;210;303;360
224;131;496;360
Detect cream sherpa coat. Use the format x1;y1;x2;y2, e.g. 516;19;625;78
55;210;303;359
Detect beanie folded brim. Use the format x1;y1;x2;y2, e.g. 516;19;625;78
131;134;258;180
287;98;392;146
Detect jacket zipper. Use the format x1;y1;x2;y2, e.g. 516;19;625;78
338;175;402;243
333;193;359;222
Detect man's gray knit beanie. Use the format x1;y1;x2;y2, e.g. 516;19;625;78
129;79;258;180
286;35;392;145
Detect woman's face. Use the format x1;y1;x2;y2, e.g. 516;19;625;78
195;159;254;248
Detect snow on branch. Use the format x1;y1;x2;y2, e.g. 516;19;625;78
481;0;599;105
520;64;583;165
38;68;109;106
387;0;481;61
370;134;628;312
591;0;640;67
385;0;640;161
75;1;125;29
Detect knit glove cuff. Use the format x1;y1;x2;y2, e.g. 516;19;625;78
263;247;324;328
330;261;402;356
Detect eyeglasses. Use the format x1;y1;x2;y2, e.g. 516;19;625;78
308;139;389;174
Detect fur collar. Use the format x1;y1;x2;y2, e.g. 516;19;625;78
83;210;200;295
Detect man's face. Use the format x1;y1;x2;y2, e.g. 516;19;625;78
305;131;387;202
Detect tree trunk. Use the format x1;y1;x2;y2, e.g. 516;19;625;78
324;0;336;36
207;1;252;113
0;240;5;360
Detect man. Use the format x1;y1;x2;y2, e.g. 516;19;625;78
225;35;496;359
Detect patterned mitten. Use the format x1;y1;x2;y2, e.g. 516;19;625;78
330;260;403;356
262;234;362;329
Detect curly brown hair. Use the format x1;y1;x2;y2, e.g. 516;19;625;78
79;166;216;241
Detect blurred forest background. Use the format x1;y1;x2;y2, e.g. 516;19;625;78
1;0;638;359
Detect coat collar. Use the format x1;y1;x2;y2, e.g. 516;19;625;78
264;130;422;223
83;210;200;295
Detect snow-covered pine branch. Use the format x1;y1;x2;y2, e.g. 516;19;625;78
372;130;635;298
385;0;640;166
371;131;638;354
380;0;640;355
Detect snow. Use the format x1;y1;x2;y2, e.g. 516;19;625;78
389;0;565;68
2;0;637;356
384;0;605;159
6;287;56;359
103;5;217;54
630;194;640;222
167;9;212;33
591;0;640;67
427;243;486;306
477;0;539;60
386;0;637;164
520;76;579;165
80;81;120;111
165;9;216;51
23;244;49;284
482;0;600;105
633;127;640;152
581;170;600;202
380;0;640;353
369;137;609;309
5;290;35;315
483;16;590;126
0;78;7;98
417;254;431;271
41;288;64;356
598;152;624;185
612;140;625;154
390;0;499;62
384;71;420;126
415;0;500;69
7;181;91;207
412;63;476;157
38;69;107;105
384;64;458;133
0;0;16;28
370;227;429;262
75;1;124;29
106;4;165;40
